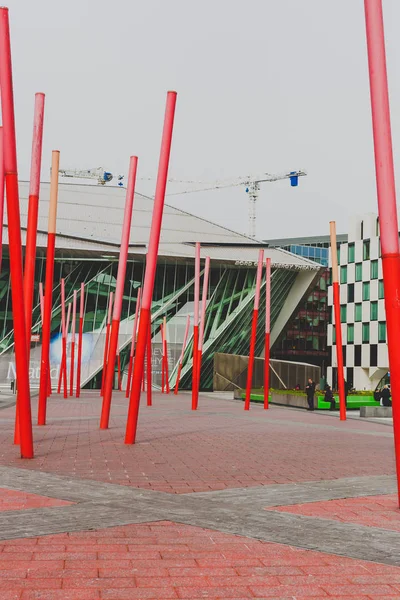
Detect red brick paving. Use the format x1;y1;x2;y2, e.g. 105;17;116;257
0;521;399;599
269;493;400;532
0;488;72;512
0;392;395;492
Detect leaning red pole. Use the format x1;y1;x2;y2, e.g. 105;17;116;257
126;287;141;398
161;323;165;393
0;128;5;275
245;249;264;410
69;291;77;396
38;150;60;426
57;279;67;395
64;303;71;399
364;0;400;505
0;7;33;457
192;242;201;410
126;91;177;444
76;283;85;398
163;316;170;394
330;222;346;420
101;292;113;396
264;257;271;410
174;315;190;395
39;283;51;396
196;256;210;408
24;92;45;364
100;156;138;429
147;319;152;406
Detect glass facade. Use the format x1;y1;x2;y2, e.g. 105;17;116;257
355;303;362;322
363;282;370;301
355;263;362;282
370;260;378;280
347;324;354;344
348;243;355;263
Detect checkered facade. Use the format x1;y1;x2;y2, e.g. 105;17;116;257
327;213;388;391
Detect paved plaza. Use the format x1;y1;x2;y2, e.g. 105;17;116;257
0;392;399;598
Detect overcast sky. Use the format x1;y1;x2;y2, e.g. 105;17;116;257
6;0;400;240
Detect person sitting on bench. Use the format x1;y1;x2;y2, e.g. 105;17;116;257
324;384;335;411
381;385;392;407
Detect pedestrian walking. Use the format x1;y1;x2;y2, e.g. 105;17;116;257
306;378;315;411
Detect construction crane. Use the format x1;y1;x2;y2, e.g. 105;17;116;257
139;169;307;239
57;167;124;186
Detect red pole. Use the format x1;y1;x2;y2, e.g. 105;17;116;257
245;249;264;410
163;316;170;394
76;283;84;398
174;314;190;395
57;279;67;395
161;323;165;393
0;8;33;457
147;319;152;406
100;156;138;428
63;303;71;399
38;150;60;426
264;257;271;409
196;256;210;408
69;290;77;396
39;283;51;396
126;287;141;397
0;128;5;275
364;0;400;504
24;93;45;363
117;348;122;391
330;222;346;420
192;242;201;410
126;91;177;444
101;292;113;396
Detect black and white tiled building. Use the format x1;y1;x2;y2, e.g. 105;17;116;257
327;213;387;391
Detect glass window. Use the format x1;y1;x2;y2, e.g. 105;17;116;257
332;325;336;345
378;321;386;343
370;345;378;368
370;301;378;321
354;345;362;366
337;246;340;265
379;280;384;299
347;324;354;344
370;260;378;280
363;281;370;301
348;243;355;263
355;303;362;322
362;322;370;343
340;305;347;323
363;240;370;260
347;283;354;303
355;263;362;281
340;266;347;284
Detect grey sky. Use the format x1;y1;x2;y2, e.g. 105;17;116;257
6;0;400;240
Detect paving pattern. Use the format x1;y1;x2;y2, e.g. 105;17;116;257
0;391;398;598
0;488;72;512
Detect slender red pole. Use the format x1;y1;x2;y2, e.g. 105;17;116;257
24;93;45;363
0;8;33;457
147;319;152;406
174;315;190;395
264;258;271;409
163;316;170;394
365;0;400;504
100;156;138;428
192;242;201;410
117;348;122;391
330;222;346;420
126;287;141;397
196;256;210;408
63;303;71;399
101;292;113;396
161;323;165;393
69;290;77;396
0;128;5;275
38;150;60;426
39;283;51;396
245;249;264;410
57;279;66;395
76;283;84;398
126;91;177;444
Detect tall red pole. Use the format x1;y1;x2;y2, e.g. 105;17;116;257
117;348;122;391
196;256;210;408
245;249;264;410
100;156;138;429
330;222;346;420
69;291;77;396
101;292;113;396
57;279;66;394
163;316;170;394
264;258;271;410
0;7;33;457
24;93;45;363
76;283;84;398
0;128;5;275
147;319;152;406
64;302;71;399
126;287;141;397
174;315;190;395
39;283;51;396
192;242;201;410
364;0;400;504
126;91;177;444
161;323;165;393
38;150;60;426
